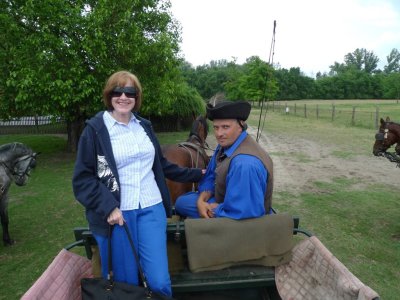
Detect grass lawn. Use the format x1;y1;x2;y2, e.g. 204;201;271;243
248;109;400;299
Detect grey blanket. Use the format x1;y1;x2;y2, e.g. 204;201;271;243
185;214;294;273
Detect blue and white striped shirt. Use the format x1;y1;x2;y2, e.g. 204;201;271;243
103;111;162;210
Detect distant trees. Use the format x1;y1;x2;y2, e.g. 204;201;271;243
182;47;400;102
384;49;400;73
182;56;278;104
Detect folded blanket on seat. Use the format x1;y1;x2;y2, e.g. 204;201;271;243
275;236;380;300
21;249;92;300
185;213;294;273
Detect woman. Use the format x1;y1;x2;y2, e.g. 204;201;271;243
72;70;203;297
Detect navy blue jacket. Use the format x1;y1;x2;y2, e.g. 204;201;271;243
72;111;202;236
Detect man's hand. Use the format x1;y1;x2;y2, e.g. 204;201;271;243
197;200;212;218
206;203;219;218
196;191;218;218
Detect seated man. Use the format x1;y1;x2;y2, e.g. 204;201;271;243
175;100;273;219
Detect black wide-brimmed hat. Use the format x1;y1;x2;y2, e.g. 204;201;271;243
206;101;251;121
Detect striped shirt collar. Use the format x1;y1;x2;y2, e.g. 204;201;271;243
103;111;140;130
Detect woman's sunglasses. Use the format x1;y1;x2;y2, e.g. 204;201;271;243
110;87;137;98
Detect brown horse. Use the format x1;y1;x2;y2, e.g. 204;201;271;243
373;117;400;156
162;116;210;206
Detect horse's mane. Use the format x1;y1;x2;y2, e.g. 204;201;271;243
0;142;32;157
189;116;208;140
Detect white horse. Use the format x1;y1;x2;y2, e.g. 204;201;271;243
0;142;38;245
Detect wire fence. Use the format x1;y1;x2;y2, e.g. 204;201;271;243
0;116;67;135
264;101;400;130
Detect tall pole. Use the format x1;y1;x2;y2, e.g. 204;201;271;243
256;20;276;142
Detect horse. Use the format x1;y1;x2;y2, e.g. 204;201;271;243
0;142;38;245
373;117;400;156
161;115;210;206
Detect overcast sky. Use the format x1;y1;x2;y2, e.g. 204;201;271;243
169;0;400;77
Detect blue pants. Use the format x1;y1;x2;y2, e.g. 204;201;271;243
175;192;273;218
93;202;171;297
175;191;217;218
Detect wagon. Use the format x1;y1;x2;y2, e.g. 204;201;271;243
21;213;380;300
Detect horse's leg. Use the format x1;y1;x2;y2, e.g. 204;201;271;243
0;191;14;246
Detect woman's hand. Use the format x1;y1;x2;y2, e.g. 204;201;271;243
107;207;125;226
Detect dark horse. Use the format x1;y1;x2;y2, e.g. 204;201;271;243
373;117;400;156
161;116;210;206
0;142;38;245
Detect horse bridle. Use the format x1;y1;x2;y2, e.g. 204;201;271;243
374;121;392;154
0;153;39;180
375;129;389;142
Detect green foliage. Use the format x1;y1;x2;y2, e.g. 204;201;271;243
0;0;204;150
381;72;400;99
181;47;400;102
233;56;278;102
181;56;278;103
384;48;400;73
343;48;379;74
275;67;314;100
182;59;234;100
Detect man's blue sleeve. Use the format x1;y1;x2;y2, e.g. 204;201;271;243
213;154;267;219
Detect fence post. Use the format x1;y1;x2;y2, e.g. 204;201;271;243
331;104;335;121
294;103;297;115
304;104;307;118
351;106;356;126
316;104;319;119
375;106;379;130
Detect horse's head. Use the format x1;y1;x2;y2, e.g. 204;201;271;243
188;115;209;146
373;117;399;156
0;142;39;186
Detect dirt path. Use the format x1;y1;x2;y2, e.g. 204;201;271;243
206;125;400;195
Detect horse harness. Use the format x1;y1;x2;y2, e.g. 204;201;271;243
374;128;389;142
375;122;400;167
0;153;37;182
178;137;209;191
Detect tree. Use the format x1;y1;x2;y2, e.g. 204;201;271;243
381;72;400;99
0;0;199;151
225;56;278;105
343;48;379;73
274;67;315;100
384;48;400;73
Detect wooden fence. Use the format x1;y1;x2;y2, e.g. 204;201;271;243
264;101;399;130
0;116;67;135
